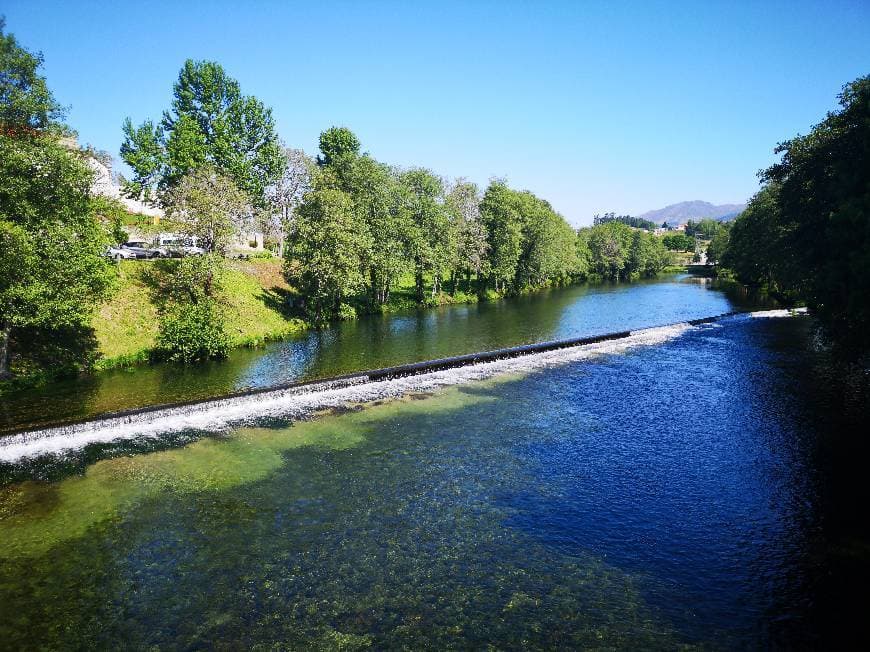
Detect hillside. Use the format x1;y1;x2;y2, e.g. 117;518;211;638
639;200;745;226
93;259;305;367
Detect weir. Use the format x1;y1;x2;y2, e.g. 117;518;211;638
0;309;804;464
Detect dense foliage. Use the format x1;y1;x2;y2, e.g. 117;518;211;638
592;212;657;231
662;233;695;252
0;21;113;379
581;222;670;281
685;218;724;239
282;129;630;321
281;129;672;321
722;76;870;352
120;60;284;204
150;254;231;362
154;300;230;363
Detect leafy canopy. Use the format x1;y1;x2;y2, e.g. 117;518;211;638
722;75;870;351
0;18;63;132
120;59;284;204
0;20;113;377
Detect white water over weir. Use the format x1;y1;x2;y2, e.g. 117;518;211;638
0;309;806;464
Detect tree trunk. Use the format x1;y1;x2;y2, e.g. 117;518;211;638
370;268;379;305
0;323;11;380
415;267;425;303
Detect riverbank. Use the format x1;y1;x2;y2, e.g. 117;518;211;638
93;259;306;370
92;260;496;371
0;259;504;392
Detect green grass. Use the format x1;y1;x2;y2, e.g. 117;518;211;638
90;264;484;371
93;259;307;369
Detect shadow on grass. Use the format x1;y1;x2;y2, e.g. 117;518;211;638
258;286;301;320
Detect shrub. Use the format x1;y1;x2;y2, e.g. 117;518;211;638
337;302;357;321
154;301;230;363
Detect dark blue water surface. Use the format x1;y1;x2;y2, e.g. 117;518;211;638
1;312;868;648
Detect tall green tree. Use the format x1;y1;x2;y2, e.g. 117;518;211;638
120;59;284;204
585;222;632;281
723;76;870;350
400;168;455;301
285;186;369;322
0;20;113;378
317;126;361;169
0;18;62;132
446;180;488;293
721;184;782;287
164;166;252;253
480;181;523;293
311;128;408;307
705;226;730;265
348;156;409;306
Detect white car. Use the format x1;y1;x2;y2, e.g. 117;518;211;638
154;233;205;256
106;246;137;260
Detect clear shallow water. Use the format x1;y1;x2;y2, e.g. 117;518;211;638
1;313;868;648
0;275;766;433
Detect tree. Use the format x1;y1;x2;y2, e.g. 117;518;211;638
284;187;368;322
164;166;252;254
265;147;314;257
480;181;523;292
154;301;229;363
586;222;632;280
662;233;694;252
0;18;63;132
446;180;488;293
347;156;409;306
120;59;284;205
685;218;721;239
151;253;230;362
706;226;730;265
317;126;361;168
721;184;782;287
0;21;113;379
722;75;870;351
400;168;455;301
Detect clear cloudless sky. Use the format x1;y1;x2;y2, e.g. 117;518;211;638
4;0;869;225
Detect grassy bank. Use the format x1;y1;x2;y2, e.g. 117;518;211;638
93;259;308;370
92;261;491;371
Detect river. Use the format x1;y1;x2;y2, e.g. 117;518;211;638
1;274;867;648
2;274;761;433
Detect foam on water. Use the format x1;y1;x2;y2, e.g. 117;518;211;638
0;310;800;464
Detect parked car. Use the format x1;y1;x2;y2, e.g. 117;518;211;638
182;243;207;256
154;233;205;257
105;245;137;260
121;241;161;259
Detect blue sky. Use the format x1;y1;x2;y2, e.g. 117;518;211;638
5;1;869;225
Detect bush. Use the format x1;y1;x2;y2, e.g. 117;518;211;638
154;301;230;363
337;302;357;321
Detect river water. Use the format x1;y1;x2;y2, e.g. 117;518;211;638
2;274;759;433
1;275;868;648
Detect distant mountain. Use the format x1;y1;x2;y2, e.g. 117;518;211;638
638;200;745;226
